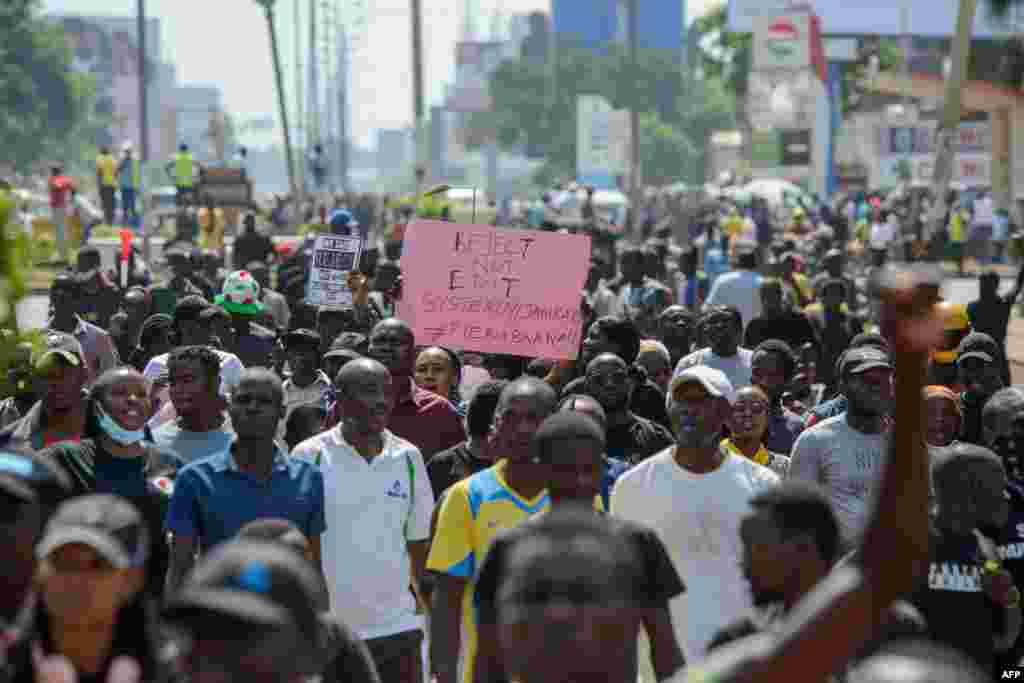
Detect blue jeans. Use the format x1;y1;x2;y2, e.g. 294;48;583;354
121;187;137;223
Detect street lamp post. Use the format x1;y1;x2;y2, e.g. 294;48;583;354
256;0;299;198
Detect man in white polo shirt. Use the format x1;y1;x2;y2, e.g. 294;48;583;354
292;357;434;683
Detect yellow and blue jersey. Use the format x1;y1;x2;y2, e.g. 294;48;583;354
427;459;549;683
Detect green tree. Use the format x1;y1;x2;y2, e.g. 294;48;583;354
0;0;99;172
474;44;734;185
640;112;698;185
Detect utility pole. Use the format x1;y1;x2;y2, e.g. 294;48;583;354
309;0;319;155
627;0;642;236
137;0;150;262
338;24;350;193
295;0;305;195
927;0;977;247
257;0;298;197
411;0;425;190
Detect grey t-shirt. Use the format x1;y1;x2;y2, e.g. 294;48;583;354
787;413;887;548
150;417;235;464
675;347;754;390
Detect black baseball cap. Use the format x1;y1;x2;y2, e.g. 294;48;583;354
34;331;85;371
50;272;79;294
840;347;893;377
36;494;149;569
163;540;325;673
75;245;102;275
957;332;1000;365
173;295;211;324
283;328;321;350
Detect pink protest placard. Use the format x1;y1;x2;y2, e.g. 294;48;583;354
398;221;592;360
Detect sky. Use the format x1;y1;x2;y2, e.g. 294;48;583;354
45;0;723;149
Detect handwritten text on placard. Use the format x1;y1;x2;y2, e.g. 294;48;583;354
398;221;591;359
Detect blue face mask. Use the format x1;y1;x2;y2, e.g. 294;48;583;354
96;405;146;446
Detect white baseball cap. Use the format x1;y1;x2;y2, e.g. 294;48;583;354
668;366;736;405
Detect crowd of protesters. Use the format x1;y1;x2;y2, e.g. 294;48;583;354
1;190;1024;683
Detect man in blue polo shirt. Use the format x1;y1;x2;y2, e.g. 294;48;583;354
165;367;326;591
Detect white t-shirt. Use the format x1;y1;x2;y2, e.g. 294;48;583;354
292;427;435;639
143;348;244;399
973;196;994;226
704;270;762;330
612;446;779;661
869;220;896;250
675;347;754;391
788;414;887;548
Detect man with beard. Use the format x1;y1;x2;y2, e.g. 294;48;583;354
658;306;696;370
428;378;557;683
583;353;673;465
743;279;818;352
612;365;779;662
956;332;1005;445
789;346;893;551
367;318;464;460
750;340;804;455
560;316;671;430
675;306;753;391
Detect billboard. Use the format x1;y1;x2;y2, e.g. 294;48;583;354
753;15;812;70
878;121;991;187
880;121;990;156
577;95;629;188
728;0;1024;37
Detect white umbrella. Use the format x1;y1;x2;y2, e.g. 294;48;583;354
743;178;811;207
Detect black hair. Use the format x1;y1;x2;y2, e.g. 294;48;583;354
496;377;558;416
589;316;641;364
749;481;841;565
138;314;173;348
466;380;509;438
172;295;210;327
237;367;284;405
850;332;890;353
525;358;555;379
982;386;1024;437
753;339;798;381
83;368;151;441
846;639;990;683
931;442;1004;500
167;345;221;389
417;346;462;405
700;305;744;334
530;413;605;465
289;301;319;331
237;518;310;558
283;403;327;451
736;250;758;269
